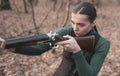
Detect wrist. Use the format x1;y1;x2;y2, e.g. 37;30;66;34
73;46;81;53
73;49;81;54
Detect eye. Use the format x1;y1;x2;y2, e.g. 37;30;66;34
77;23;85;27
71;21;75;24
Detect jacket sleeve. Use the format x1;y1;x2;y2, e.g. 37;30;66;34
14;43;51;55
72;38;110;76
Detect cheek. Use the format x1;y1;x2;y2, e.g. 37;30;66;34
71;24;78;30
84;25;92;32
81;26;91;32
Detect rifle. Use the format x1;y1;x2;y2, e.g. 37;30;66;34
4;32;95;52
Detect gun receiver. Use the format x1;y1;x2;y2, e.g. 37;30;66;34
5;33;95;52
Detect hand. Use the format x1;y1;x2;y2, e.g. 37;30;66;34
0;37;15;54
0;37;6;55
0;37;5;50
56;35;81;53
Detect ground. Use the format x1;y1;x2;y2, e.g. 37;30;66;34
0;0;120;76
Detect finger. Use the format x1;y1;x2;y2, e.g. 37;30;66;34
64;44;70;48
63;35;74;41
1;41;5;49
63;35;73;39
56;40;69;45
0;38;5;41
0;38;5;48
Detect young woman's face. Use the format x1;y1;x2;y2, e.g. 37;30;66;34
71;13;94;36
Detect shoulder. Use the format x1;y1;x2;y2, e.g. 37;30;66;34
99;36;110;45
95;36;110;53
55;26;73;36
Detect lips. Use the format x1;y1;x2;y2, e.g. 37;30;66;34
74;31;79;34
74;32;80;36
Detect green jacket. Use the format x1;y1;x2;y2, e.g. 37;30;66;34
15;26;110;76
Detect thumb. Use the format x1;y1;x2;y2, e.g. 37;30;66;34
63;35;73;39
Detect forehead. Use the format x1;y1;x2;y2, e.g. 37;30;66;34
71;13;89;23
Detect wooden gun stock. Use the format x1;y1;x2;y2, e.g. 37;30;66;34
5;34;95;52
75;36;95;52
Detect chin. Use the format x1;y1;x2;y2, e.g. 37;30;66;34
74;32;85;36
75;33;85;37
75;33;81;36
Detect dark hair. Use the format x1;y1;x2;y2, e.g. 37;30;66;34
72;2;97;23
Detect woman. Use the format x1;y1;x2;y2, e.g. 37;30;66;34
0;2;110;76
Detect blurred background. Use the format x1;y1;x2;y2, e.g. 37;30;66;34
0;0;120;76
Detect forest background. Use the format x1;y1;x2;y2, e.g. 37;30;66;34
0;0;120;76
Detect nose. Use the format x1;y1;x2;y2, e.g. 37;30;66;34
74;24;79;31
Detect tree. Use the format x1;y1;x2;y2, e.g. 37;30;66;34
23;0;28;13
0;0;12;10
63;0;70;27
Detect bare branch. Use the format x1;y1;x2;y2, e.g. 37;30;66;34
62;0;70;27
23;0;28;13
29;0;39;34
16;7;52;36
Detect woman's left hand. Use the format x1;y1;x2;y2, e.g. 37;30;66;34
56;35;81;53
0;37;5;50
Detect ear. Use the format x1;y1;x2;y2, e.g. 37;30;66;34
91;21;96;27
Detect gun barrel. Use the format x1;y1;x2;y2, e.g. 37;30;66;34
5;34;51;49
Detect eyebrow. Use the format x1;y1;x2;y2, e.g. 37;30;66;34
71;20;85;24
71;20;86;26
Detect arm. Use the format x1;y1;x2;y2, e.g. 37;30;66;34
14;43;51;55
72;37;110;76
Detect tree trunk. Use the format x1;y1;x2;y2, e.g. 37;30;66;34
0;0;12;10
63;0;70;27
23;0;28;13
